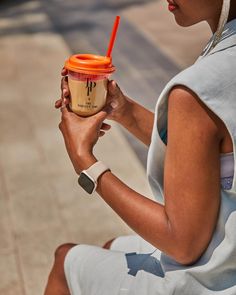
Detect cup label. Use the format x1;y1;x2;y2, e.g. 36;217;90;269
68;76;108;116
86;78;97;97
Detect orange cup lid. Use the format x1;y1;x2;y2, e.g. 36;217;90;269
64;54;116;75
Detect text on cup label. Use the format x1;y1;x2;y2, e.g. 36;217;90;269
86;78;97;96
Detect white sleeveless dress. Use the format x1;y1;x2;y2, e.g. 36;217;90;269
64;19;236;294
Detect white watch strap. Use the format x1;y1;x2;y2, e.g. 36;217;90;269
84;161;110;182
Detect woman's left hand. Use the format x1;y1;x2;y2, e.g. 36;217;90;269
58;100;112;174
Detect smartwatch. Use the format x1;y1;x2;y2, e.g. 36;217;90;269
78;161;110;194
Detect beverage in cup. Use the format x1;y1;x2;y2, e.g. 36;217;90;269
64;54;116;117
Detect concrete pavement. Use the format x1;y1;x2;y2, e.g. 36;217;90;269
0;0;212;294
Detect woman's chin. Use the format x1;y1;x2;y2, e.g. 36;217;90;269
174;17;197;27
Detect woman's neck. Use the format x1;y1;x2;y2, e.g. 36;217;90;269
226;2;236;27
208;3;236;33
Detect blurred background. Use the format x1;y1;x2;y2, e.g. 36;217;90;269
0;0;211;294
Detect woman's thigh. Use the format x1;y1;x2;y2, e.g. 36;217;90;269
64;244;129;295
64;241;164;295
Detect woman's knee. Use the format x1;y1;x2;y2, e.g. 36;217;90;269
44;244;76;294
103;238;115;249
54;243;77;263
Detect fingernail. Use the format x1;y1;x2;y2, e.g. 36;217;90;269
110;101;118;109
104;105;113;114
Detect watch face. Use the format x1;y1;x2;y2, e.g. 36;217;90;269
78;172;95;194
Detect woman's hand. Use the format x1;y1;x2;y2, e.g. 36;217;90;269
58;100;112;174
55;68;131;123
55;68;71;109
56;68;154;146
105;80;131;122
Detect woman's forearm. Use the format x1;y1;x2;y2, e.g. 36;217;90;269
115;97;154;146
95;170;188;261
74;153;173;257
73;150;202;265
95;168;177;257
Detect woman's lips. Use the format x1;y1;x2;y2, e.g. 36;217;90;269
167;0;179;12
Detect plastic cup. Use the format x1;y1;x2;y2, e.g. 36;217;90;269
64;54;116;117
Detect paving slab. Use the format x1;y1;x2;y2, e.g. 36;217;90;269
0;180;13;254
0;252;24;295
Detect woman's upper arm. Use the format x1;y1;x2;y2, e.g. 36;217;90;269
164;85;222;264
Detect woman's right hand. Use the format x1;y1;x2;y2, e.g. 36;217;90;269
55;68;70;109
55;68;130;123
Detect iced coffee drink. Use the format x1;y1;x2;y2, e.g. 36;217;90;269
65;54;115;116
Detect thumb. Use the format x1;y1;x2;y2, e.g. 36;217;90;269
108;80;119;96
93;106;112;123
61;67;68;76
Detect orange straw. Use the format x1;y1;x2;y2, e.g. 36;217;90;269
106;16;121;58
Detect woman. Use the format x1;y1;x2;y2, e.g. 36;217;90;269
45;0;236;294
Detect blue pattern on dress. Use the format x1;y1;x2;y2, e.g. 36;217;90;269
221;177;234;190
125;252;164;277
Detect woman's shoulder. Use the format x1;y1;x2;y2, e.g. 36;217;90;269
168;85;223;138
155;46;236;137
164;46;236;105
175;49;236;83
162;22;236;96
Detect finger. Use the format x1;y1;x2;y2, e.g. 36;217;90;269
100;123;111;131
56;97;70;109
107;80;120;97
93;107;112;124
61;76;68;89
60;99;71;115
99;131;106;137
61;88;70;100
110;100;118;109
61;67;68;76
61;77;70;97
58;121;63;132
55;99;62;108
64;98;70;105
106;80;120;109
